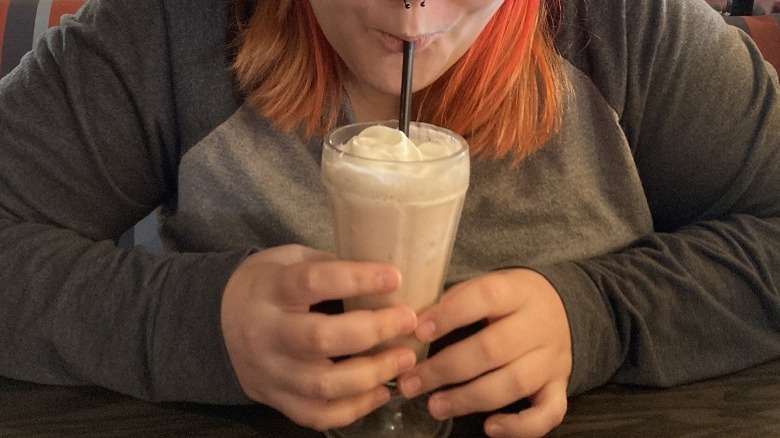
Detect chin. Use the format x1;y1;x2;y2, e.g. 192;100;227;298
364;77;404;98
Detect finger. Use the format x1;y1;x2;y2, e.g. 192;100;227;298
278;305;417;357
272;382;393;432
273;259;401;306
288;347;417;401
252;244;336;266
399;312;531;397
425;348;548;420
246;352;403;428
416;272;523;343
484;380;568;438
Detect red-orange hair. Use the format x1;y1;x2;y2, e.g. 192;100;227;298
231;0;564;163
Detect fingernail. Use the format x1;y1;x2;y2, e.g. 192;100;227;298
373;387;392;409
429;394;451;419
398;376;421;397
378;270;400;291
396;351;416;372
485;422;504;437
417;320;436;341
398;310;417;333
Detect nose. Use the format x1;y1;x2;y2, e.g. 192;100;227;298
402;0;426;9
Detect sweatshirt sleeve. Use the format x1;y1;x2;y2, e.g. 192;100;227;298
540;0;780;395
0;0;250;403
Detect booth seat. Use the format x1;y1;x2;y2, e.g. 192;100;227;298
707;0;780;14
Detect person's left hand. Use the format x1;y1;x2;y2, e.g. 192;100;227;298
396;268;572;438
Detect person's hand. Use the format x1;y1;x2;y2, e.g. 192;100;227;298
397;268;572;438
220;244;419;431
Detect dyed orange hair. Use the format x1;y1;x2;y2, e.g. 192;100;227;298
231;0;564;162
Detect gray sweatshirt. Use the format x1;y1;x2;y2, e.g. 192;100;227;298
1;0;779;408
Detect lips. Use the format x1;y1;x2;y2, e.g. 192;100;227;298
380;31;436;53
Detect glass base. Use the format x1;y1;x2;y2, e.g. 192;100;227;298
324;392;452;438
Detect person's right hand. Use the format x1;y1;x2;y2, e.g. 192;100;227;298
220;244;418;431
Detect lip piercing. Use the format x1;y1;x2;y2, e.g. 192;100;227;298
403;0;425;8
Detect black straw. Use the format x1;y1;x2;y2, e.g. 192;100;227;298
399;40;415;137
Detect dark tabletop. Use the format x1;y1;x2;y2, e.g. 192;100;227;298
1;359;778;437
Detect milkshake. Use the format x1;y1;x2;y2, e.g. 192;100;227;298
321;121;470;362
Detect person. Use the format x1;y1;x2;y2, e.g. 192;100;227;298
1;0;778;436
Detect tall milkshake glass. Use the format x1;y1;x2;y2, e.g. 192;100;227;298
321;120;470;438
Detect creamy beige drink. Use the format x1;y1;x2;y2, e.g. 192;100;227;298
321;121;469;361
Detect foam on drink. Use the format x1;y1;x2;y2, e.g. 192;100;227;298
341;125;459;161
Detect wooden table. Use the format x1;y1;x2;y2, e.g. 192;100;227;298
1;359;778;437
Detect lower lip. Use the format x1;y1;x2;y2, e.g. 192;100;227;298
380;32;434;53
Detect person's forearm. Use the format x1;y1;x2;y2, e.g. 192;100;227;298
538;214;780;395
0;219;252;403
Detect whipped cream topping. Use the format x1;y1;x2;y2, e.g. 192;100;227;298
341;125;459;161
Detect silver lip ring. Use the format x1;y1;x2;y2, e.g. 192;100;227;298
403;0;426;9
